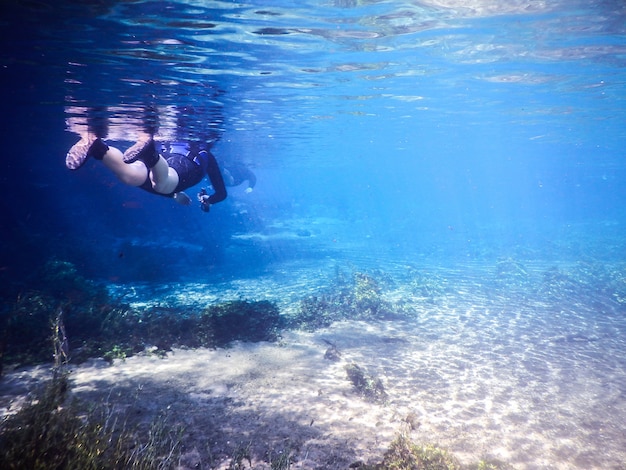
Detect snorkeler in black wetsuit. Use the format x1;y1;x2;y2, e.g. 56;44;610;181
223;162;257;193
130;140;227;211
66;136;227;212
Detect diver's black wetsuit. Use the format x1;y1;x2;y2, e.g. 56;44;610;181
140;150;227;204
224;163;256;189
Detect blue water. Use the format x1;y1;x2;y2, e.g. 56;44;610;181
1;1;626;467
2;0;624;282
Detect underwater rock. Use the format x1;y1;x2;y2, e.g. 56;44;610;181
322;339;342;361
403;411;420;431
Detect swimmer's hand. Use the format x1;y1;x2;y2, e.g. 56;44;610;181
173;192;192;206
245;187;253;194
197;188;211;212
199;195;211;212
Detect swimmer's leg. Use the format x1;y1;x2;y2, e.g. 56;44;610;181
123;138;178;193
101;146;147;186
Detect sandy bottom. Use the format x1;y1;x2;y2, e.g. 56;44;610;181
2;263;626;469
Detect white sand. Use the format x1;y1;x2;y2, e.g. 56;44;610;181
2;312;625;469
2;263;625;469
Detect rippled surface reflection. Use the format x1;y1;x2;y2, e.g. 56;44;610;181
4;0;624;158
9;0;608;143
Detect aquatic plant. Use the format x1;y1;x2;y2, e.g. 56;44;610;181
96;299;284;360
102;344;128;363
407;269;448;301
352;433;514;470
2;290;128;369
0;370;76;469
473;461;502;470
290;271;396;331
463;458;513;470
0;315;184;469
354;434;460;470
202;299;284;347
382;436;460;470
0;259;118;370
292;294;340;330
51;308;70;369
353;272;383;313
345;362;388;403
2;291;57;367
104;304;204;354
39;258;109;305
2;277;285;370
0;370;183;469
269;447;293;470
228;443;252;470
16;318;190;466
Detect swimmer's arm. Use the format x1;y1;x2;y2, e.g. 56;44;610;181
205;153;227;204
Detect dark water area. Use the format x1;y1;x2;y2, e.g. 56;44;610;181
2;0;626;288
0;0;625;360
